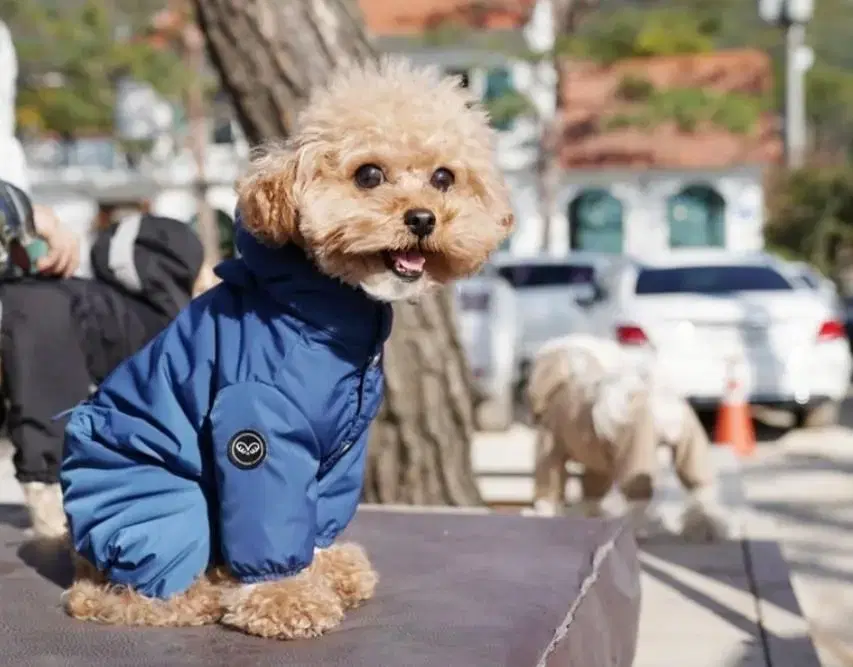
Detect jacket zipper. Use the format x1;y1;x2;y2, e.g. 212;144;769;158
318;309;386;478
317;352;381;478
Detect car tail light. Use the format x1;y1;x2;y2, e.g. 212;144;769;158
459;291;490;311
616;324;649;346
816;319;845;342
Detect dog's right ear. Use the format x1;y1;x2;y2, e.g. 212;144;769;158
236;147;301;247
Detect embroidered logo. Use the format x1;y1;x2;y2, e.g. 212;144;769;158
227;430;267;470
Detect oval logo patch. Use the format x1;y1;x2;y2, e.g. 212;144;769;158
227;430;267;470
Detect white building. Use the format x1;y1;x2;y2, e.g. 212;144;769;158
24;0;781;255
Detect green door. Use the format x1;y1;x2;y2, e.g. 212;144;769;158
569;189;624;253
667;185;726;248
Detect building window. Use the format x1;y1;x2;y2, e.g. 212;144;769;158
667;184;726;248
445;68;470;89
212;118;235;145
482;67;515;131
568;188;625;254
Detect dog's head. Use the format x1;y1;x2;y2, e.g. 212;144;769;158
236;56;514;301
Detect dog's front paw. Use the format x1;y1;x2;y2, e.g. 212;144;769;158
311;542;378;609
220;573;344;640
524;498;562;517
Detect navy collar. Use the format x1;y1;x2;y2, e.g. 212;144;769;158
215;224;392;357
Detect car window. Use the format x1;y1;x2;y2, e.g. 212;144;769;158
497;263;595;288
634;264;793;295
796;270;820;289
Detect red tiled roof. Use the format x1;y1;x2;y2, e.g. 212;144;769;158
149;2;537;44
556;49;783;169
358;0;538;36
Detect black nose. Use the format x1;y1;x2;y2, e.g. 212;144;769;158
403;208;436;238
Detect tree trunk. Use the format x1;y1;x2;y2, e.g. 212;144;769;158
363;288;481;505
182;17;221;266
193;0;484;506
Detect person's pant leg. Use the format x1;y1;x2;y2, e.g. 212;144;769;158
0;281;91;483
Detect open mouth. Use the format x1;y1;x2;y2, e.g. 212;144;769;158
383;249;426;282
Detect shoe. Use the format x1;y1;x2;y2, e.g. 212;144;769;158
21;482;68;539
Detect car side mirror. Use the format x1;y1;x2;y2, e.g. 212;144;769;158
575;284;603;308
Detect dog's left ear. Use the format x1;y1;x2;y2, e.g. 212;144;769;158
236;147;302;247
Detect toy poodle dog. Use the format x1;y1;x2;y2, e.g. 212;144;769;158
527;334;732;542
59;56;513;640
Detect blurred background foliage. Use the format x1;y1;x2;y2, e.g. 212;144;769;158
2;0;187;138
562;0;853;276
4;0;853;276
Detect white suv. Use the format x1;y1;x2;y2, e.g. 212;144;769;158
453;272;520;431
583;250;852;427
492;253;610;380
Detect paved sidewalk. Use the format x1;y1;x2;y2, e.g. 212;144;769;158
740;425;853;667
634;449;820;667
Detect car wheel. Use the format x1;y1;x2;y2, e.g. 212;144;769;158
476;391;514;432
795;400;841;429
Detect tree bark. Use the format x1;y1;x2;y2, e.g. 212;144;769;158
182;17;221;266
193;0;484;506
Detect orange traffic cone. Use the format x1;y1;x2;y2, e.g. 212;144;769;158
714;358;756;457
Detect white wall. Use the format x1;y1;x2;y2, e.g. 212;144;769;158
523;166;767;257
151;185;238;221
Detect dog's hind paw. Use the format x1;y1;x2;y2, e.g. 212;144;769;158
220;573;344;640
310;542;378;609
626;500;672;540
680;502;734;543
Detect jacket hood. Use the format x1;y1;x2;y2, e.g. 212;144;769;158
215;211;392;353
90;212;204;319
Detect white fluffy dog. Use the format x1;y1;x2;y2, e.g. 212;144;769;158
527;334;732;541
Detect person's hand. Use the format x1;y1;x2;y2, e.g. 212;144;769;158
192;262;221;297
32;205;80;278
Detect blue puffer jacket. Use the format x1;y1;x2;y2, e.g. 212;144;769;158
60;215;393;600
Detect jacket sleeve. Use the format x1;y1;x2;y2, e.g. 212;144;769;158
208;381;322;583
61;300;217;600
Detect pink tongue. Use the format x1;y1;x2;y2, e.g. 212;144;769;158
391;250;426;272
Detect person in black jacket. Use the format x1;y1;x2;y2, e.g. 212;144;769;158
0;180;205;538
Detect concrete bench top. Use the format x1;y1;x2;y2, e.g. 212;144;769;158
0;506;641;667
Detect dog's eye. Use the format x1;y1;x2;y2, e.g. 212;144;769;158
354;164;385;189
430;167;455;192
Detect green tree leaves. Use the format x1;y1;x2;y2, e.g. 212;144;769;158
764;167;853;274
604;85;765;134
9;0;187;137
562;7;715;63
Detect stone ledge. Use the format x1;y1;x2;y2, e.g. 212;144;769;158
0;508;641;667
